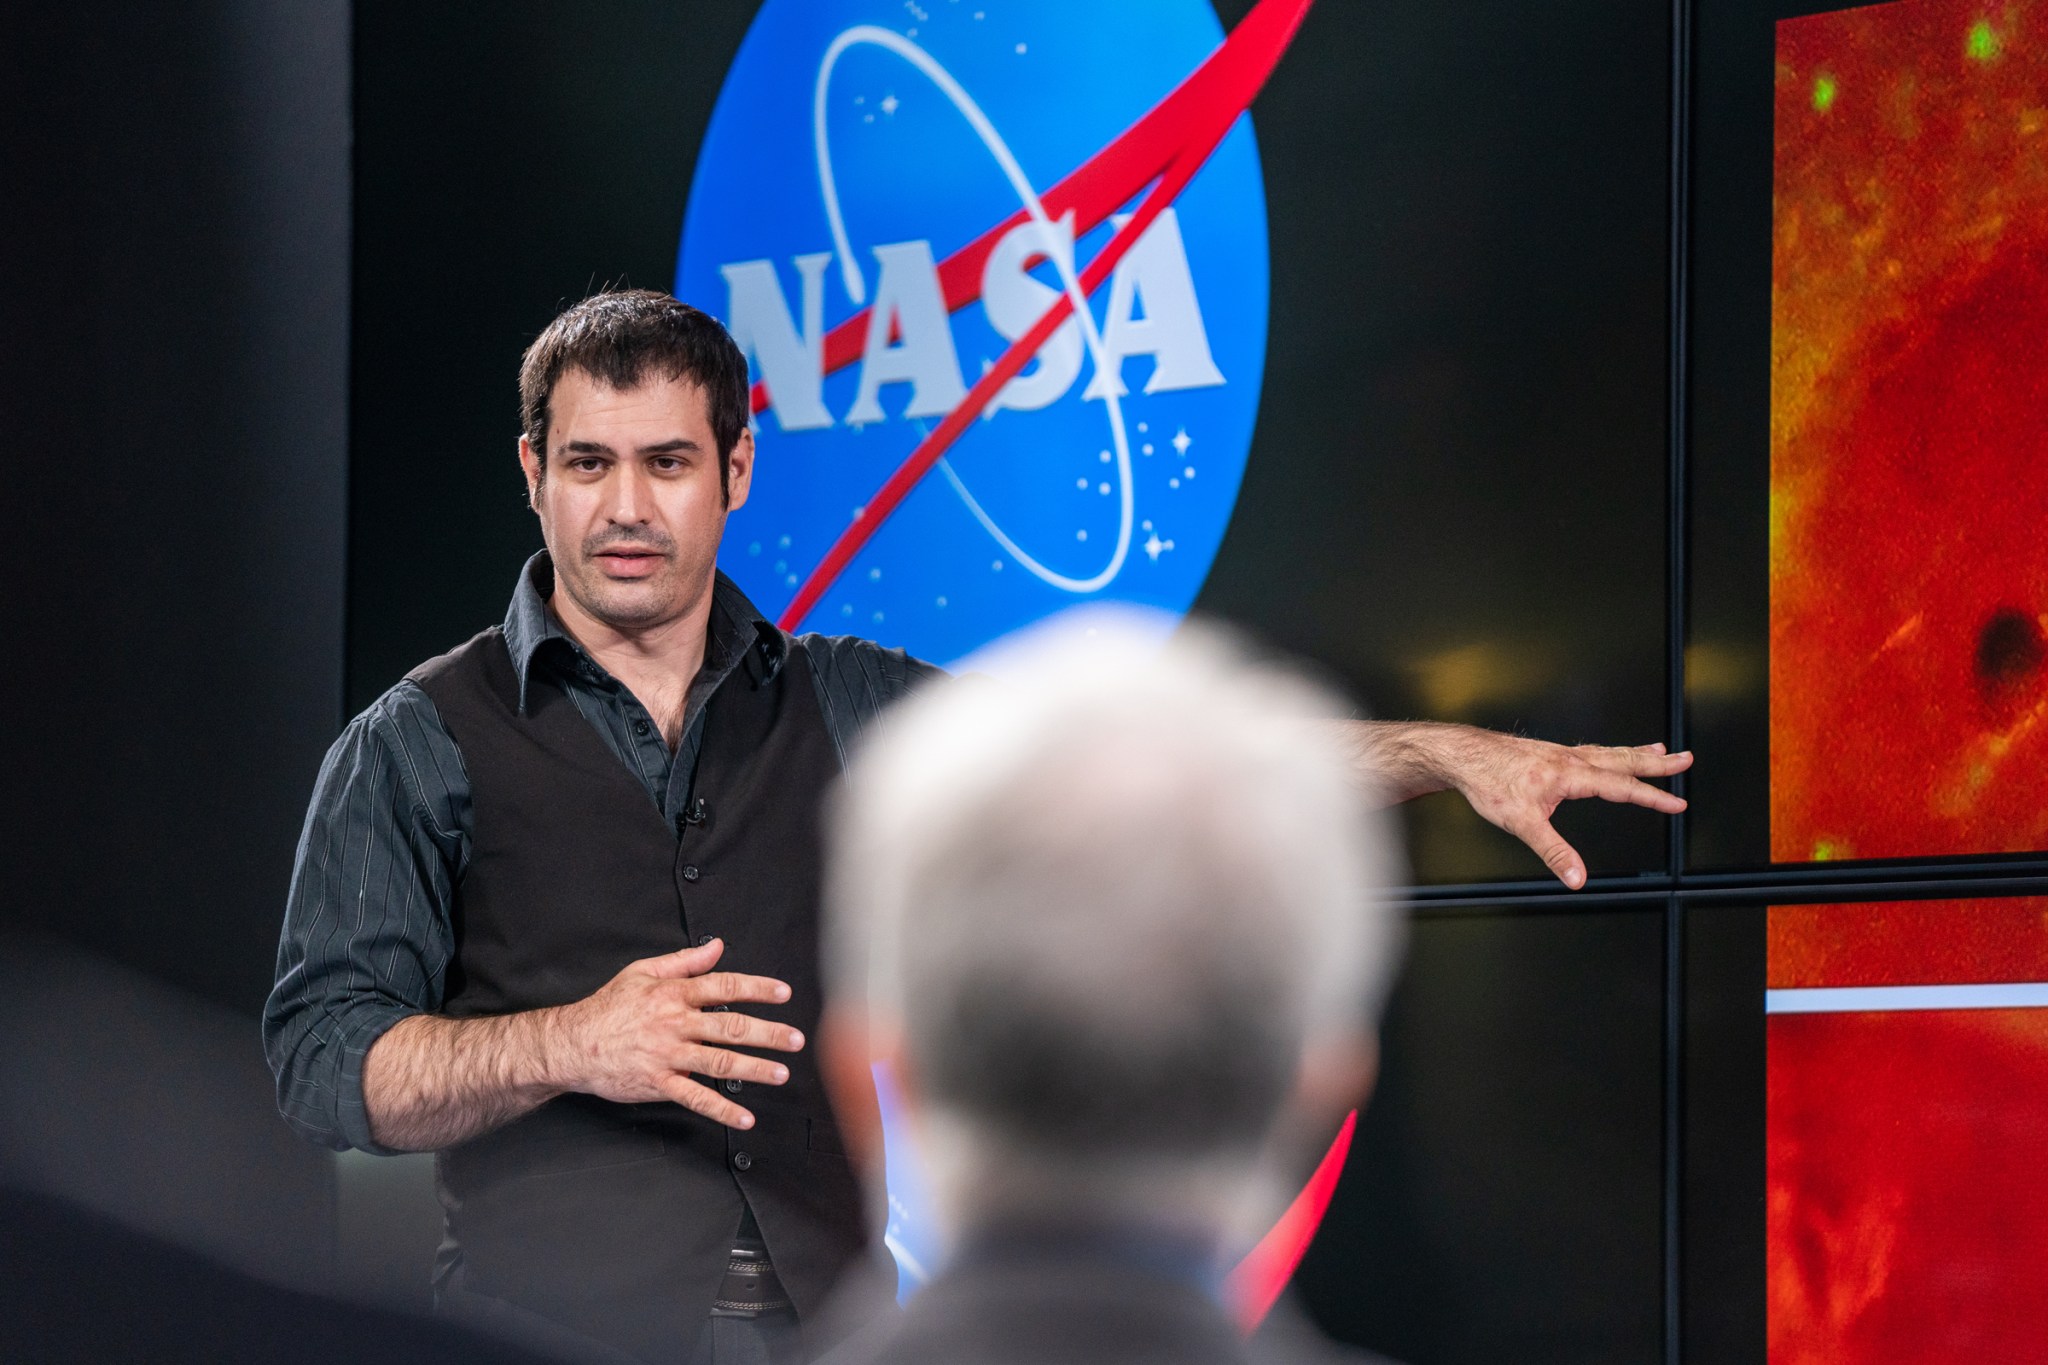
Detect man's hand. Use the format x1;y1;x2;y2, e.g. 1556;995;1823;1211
362;937;806;1152
1336;720;1692;888
549;938;806;1130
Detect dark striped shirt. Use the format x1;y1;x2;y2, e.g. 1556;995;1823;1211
263;552;941;1154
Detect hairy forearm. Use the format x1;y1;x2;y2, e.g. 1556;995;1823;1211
1325;719;1486;806
362;1009;575;1152
1330;718;1691;887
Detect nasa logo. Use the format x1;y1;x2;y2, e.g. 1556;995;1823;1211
676;0;1305;664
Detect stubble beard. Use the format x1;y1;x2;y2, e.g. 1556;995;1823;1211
567;561;683;630
549;524;711;634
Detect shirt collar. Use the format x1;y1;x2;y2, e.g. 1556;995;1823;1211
502;550;784;715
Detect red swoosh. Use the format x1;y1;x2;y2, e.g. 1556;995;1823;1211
769;0;1316;631
1228;1110;1356;1329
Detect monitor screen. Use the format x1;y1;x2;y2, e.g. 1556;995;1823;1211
1684;891;2048;1362
1769;0;2048;864
1688;0;2048;869
1767;897;2048;1359
347;0;1674;886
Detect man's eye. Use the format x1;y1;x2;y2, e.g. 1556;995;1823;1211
652;457;685;472
570;458;605;473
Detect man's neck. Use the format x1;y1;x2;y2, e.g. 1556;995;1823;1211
950;1214;1228;1300
548;580;714;744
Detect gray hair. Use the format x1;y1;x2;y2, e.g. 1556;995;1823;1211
825;611;1403;1235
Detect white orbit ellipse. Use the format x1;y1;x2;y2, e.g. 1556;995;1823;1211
812;25;1135;594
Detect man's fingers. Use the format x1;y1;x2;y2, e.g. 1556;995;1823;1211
1565;763;1688;814
689;1009;806;1054
1507;814;1586;889
1470;737;1693;884
636;938;725;980
654;1072;757;1130
1580;743;1694;778
682;1045;794;1086
685;971;794;1008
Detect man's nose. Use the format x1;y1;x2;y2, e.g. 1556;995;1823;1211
608;461;654;524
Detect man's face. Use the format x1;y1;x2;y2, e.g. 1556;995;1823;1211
519;369;753;634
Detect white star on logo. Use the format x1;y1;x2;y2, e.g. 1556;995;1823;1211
1171;427;1192;457
1143;534;1175;562
880;93;900;115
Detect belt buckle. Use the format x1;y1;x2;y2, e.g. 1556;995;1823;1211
710;1239;792;1318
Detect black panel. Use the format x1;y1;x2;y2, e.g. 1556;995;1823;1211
1679;902;1765;1363
1683;0;1776;871
1199;0;1673;884
1295;906;1667;1364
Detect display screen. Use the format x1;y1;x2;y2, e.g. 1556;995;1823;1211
1766;897;2048;1360
1684;891;2048;1360
349;0;1673;886
1769;0;2048;862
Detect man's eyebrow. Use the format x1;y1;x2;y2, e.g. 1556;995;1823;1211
559;438;701;456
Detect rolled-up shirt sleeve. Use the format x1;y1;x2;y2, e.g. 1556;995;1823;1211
263;681;469;1154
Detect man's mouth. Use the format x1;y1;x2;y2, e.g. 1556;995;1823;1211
593;548;668;579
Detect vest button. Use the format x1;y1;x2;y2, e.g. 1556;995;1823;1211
732;1151;753;1172
696;934;714;947
682;865;701;883
686;797;709;825
725;1078;742;1094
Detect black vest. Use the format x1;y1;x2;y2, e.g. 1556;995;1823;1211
408;627;874;1364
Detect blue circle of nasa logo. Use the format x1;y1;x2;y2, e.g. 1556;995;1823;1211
677;0;1270;666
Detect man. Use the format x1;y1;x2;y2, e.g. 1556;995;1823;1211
265;290;1687;1365
815;614;1400;1365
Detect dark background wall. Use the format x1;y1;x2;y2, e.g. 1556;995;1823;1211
0;0;352;1318
345;3;758;720
0;0;350;1016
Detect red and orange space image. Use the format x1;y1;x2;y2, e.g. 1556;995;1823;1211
1767;898;2048;1363
1771;0;2048;862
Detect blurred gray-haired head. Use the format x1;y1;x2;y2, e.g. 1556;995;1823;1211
825;610;1404;1241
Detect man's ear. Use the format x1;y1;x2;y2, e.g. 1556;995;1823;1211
1292;1033;1379;1130
518;434;545;511
725;427;755;512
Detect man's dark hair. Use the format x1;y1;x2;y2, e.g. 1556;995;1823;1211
518;290;750;498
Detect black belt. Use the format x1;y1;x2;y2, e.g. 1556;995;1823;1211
709;1238;792;1318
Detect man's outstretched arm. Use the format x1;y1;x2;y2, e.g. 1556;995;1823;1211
801;637;1691;891
362;939;805;1152
1330;720;1692;888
